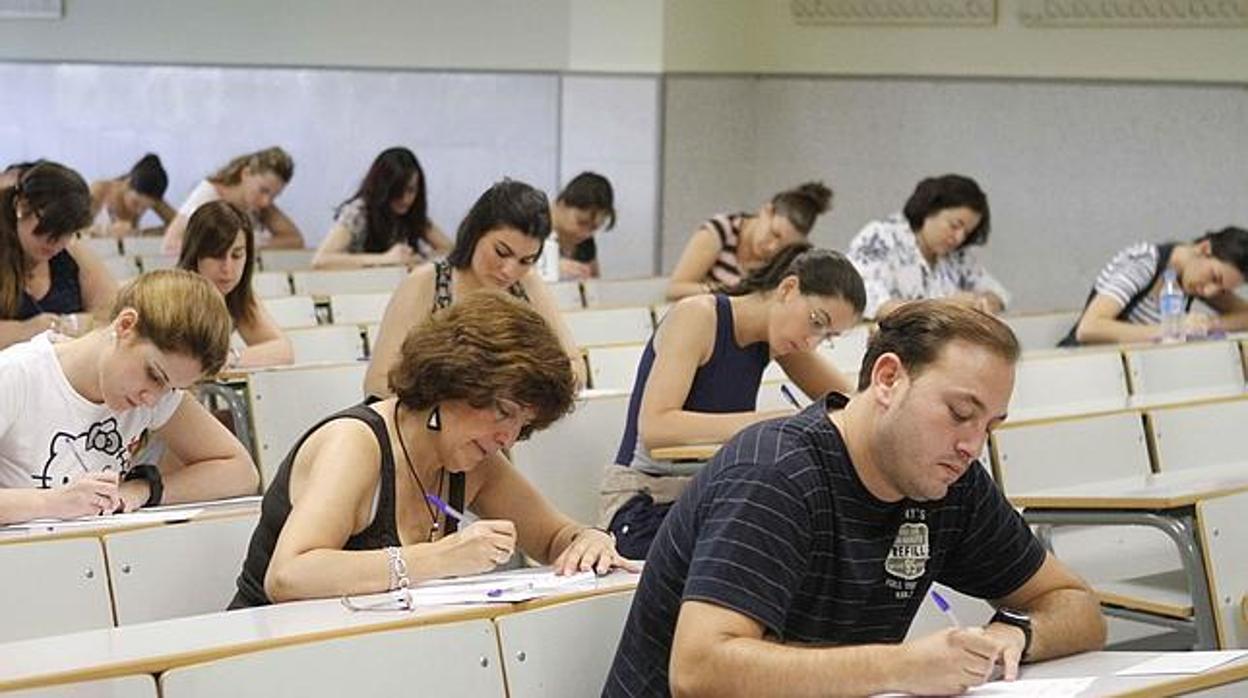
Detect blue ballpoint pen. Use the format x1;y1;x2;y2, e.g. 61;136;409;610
779;384;804;411
929;589;962;628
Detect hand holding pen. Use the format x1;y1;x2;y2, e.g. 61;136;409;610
425;494;517;575
895;589;1018;695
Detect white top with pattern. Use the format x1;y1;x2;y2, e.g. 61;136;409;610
0;333;183;490
847;214;1010;318
333;197;433;258
1091;242;1167;325
175;180;271;249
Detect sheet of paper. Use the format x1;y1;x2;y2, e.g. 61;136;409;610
5;508;205;532
874;678;1094;697
1116;650;1248;676
408;567;600;604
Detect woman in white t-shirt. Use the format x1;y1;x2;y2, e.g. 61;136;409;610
0;270;259;525
847;174;1007;319
311;147;451;270
161;147;303;255
178;201;292;368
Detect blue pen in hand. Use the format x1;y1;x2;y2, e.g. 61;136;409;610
779;384;804;411
929;589;962;628
425;493;479;526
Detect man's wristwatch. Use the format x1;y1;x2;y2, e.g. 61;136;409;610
989;607;1033;659
123;464;164;508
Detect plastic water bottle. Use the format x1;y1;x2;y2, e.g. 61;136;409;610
1159;269;1185;343
538;236;560;283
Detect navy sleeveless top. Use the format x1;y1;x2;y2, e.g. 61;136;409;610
17;250;83;319
614;294;770;470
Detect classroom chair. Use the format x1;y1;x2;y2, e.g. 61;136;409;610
548;280;585;311
586;344;645;392
1146;396;1248;473
159;619;505;698
582;277;669;308
563;307;655;348
1004;310;1080;352
290;267;406;296
119;236;166;257
137;254;178;272
286;325;367;363
103;513;259;625
4;674;158;698
1008;349;1130;421
78;237;121;259
495;591;635;698
102;255;140;282
251;270;292;298
259;295;319;329
1125;340;1246;407
327;292;392;325
256;249;316;272
0;537;114;642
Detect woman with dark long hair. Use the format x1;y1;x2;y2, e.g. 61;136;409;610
312;147;451;270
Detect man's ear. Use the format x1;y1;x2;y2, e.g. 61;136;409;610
870;353;907;407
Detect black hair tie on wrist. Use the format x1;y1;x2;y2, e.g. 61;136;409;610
123;464;164;508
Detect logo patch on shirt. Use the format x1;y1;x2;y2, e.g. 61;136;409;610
32;418;131;488
884;522;930;581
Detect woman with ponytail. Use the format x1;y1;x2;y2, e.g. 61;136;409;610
666;181;833;301
603;243;866;558
0;161;118;349
89;153;177;238
162;146;303;254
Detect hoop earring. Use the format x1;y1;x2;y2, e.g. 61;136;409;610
426;405;441;432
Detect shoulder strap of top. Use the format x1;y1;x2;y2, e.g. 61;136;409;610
1120;243;1175;318
445;471;466;535
710;294;733;359
432;259;453;312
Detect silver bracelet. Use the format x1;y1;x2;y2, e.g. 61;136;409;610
385;546;410;591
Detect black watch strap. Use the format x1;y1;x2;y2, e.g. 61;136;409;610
124;464;164;508
989;607;1033;659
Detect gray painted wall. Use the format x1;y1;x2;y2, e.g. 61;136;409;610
662;76;1248;312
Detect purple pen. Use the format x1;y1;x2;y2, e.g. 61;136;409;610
425;493;477;525
929;589;962;628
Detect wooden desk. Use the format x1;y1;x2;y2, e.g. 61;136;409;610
1017;650;1248;696
1011;465;1248;650
0;570;638;692
648;443;719;462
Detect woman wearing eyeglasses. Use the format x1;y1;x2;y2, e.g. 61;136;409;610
231;291;636;608
602;244;865;559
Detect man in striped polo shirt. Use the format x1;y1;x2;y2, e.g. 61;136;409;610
604;300;1106;698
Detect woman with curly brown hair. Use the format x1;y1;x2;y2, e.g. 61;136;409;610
231;291;635;608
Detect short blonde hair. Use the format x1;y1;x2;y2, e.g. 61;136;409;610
111;270;232;376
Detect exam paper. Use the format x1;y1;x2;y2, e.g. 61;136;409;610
409;567;599;604
1116;650;1248;676
6;508;205;531
875;677;1094;697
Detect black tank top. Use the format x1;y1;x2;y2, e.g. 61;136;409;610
17;249;83;319
230;404;405;608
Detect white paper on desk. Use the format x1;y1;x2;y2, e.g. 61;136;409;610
6;508;205;531
408;567;599;604
1115;650;1248;676
874;677;1094;697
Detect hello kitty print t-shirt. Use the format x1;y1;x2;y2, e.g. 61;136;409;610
0;333;182;490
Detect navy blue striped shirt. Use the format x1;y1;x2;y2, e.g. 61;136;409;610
603;393;1045;697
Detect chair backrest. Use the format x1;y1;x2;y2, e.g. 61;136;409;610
1197;489;1248;649
1009;350;1129;421
251;271;291;298
138;254;178;272
364;323;380;357
5;674;158;698
586;344;645;392
1147;397;1248;473
260;295;319;329
120;236;166;257
159;619;505;698
103;513;259;625
1125;340;1246;407
989;410;1152;495
510;391;632;524
286;325;367;363
257;249;316;271
495;591;635;698
1004;311;1080;353
79;237;120;259
290;267;406;296
563;307;655;348
328;292;392;325
582;277;669;308
247;362;368;485
0;537;114;642
548;281;585;311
